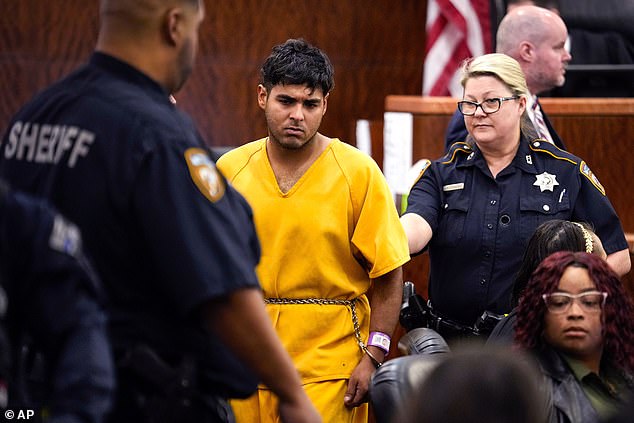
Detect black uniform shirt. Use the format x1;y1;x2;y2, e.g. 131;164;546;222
405;137;628;325
0;182;114;422
0;53;261;396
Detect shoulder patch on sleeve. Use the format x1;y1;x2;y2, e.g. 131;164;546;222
579;161;606;196
185;147;226;203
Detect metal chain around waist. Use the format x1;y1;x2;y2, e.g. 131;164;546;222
264;297;364;351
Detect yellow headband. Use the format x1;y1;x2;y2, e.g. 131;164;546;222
572;222;594;254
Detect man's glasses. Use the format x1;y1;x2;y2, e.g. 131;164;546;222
457;96;519;116
542;291;608;314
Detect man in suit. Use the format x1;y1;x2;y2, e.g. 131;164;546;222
445;5;571;150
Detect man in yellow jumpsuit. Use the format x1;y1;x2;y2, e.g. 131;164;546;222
217;38;410;422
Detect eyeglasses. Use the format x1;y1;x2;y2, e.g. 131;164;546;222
457;96;519;116
542;291;608;314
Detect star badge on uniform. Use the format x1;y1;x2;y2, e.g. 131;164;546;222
534;172;559;192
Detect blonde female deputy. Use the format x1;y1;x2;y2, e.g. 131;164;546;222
400;53;630;340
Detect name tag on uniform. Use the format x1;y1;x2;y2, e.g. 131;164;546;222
443;183;464;192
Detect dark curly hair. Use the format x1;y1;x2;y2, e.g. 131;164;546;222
515;251;634;373
260;38;335;96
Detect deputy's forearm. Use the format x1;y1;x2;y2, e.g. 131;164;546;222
606;248;631;277
200;288;305;404
400;213;433;255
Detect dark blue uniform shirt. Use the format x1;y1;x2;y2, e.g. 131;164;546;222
0;181;114;423
405;137;628;325
0;53;261;397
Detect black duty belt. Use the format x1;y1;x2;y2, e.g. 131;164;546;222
426;301;504;339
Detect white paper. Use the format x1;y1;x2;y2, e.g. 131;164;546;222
355;119;372;156
383;112;413;195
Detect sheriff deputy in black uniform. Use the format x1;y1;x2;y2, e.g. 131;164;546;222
400;53;630;342
0;1;320;422
0;179;114;423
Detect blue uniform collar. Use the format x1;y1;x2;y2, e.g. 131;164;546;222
456;135;538;175
90;52;173;105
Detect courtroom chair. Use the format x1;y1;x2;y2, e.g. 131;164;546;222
369;328;450;423
397;327;451;356
369;354;447;423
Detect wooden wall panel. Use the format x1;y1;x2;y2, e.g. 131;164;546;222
0;1;98;133
1;0;428;154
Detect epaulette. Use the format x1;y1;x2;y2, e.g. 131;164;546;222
409;158;432;188
441;141;474;164
528;139;577;166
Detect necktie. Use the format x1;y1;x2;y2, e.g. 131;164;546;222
532;101;554;145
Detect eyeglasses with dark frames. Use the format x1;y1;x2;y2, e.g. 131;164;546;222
542;291;608;314
457;96;519;116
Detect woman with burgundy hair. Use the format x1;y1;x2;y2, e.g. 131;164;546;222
488;219;606;345
515;251;634;422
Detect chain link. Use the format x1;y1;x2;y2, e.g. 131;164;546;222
264;297;365;351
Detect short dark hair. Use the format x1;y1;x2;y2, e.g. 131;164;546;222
399;346;546;423
260;38;335;95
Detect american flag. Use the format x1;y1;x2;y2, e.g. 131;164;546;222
423;0;492;97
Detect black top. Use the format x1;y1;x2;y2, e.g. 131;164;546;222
0;53;261;397
0;180;114;422
486;309;517;346
536;346;634;423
